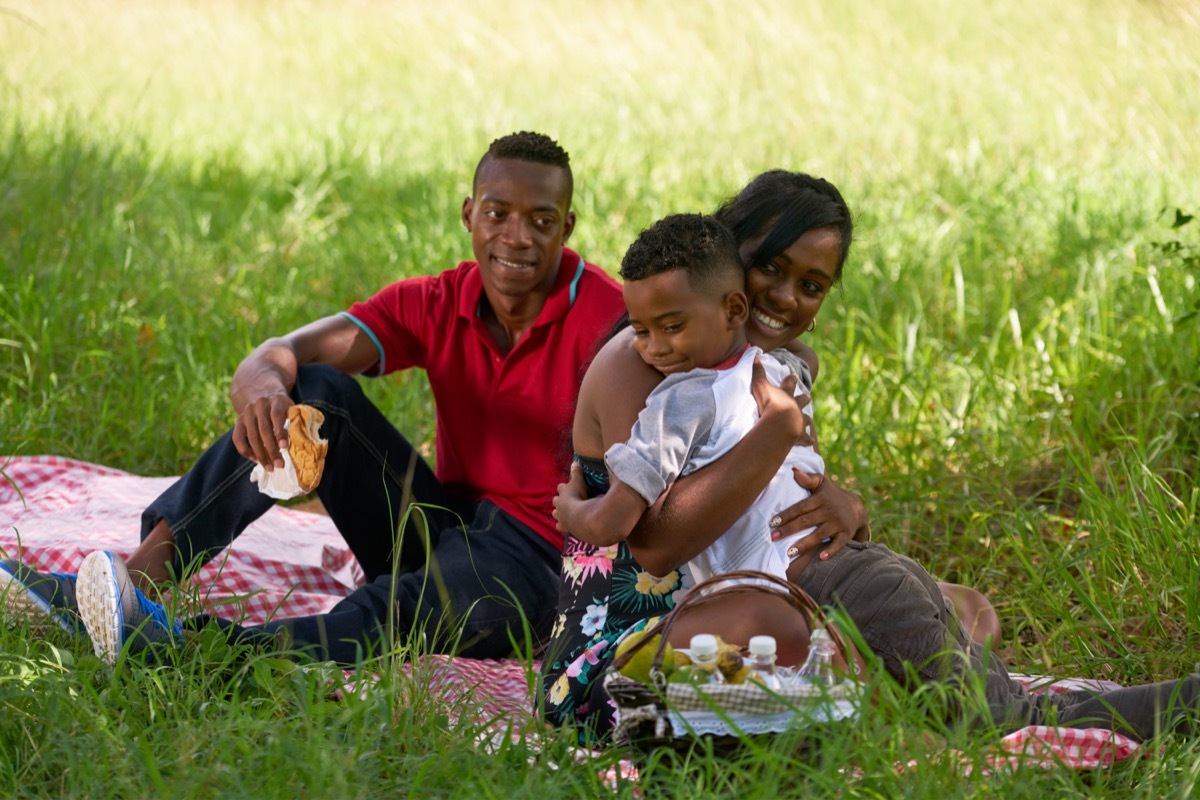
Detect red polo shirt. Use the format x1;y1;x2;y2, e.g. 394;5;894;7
342;247;623;550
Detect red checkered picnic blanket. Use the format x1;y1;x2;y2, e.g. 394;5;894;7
0;455;362;622
0;455;1141;775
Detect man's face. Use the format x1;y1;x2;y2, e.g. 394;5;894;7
623;269;744;377
462;158;575;300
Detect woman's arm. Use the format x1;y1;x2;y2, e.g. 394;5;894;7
781;338;819;384
575;330;852;576
770;340;872;560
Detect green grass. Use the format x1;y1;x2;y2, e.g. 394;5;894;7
2;0;1200;796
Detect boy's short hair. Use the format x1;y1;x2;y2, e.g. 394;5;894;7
619;214;742;297
473;131;573;200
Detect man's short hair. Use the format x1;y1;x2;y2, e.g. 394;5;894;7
473;131;573;201
619;214;742;296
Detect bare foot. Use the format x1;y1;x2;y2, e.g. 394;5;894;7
938;581;1001;645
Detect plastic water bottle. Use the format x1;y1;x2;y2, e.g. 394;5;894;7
689;634;726;684
746;635;785;691
793;627;836;687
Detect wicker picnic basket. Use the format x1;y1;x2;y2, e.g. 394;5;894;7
603;570;865;755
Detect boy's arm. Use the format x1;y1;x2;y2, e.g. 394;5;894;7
561;372;710;549
553;464;649;547
627;359;805;575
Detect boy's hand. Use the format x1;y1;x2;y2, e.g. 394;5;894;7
770;469;870;560
552;462;589;533
554;463;643;547
749;358;814;447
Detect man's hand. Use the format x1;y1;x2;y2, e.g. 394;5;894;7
231;392;294;470
770;469;870;561
228;316;380;470
748;358;813;447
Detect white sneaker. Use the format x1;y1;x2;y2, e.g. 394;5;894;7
76;551;180;665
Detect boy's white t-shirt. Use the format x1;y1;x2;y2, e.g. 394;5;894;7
604;346;823;583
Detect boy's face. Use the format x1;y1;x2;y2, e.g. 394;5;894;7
623;269;747;376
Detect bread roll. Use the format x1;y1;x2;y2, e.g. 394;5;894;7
287;404;328;492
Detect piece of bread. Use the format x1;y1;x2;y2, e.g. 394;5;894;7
287;404;328;492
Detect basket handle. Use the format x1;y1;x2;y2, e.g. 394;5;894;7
609;570;862;683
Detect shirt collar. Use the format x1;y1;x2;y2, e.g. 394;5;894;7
712;343;753;371
457;247;584;326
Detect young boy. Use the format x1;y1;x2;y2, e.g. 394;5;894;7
552;213;819;585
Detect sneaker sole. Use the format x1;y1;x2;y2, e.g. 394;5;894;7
77;552;125;665
0;567;75;636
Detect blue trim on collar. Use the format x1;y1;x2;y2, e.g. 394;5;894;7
338;311;386;375
568;255;585;307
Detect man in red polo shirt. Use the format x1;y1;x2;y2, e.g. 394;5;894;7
5;132;624;665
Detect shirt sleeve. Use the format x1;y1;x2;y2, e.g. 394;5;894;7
604;373;717;504
341;277;435;376
768;347;813;394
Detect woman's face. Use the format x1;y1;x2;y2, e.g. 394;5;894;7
740;226;841;351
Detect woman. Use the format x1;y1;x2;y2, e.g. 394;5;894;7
542;172;1200;746
541;171;994;737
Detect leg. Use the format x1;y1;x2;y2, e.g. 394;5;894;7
197;501;561;664
875;558;1198;740
1034;676;1200;740
796;542;1033;729
128;520;178;589
133;364;463;587
539;539;680;738
796;542;963;684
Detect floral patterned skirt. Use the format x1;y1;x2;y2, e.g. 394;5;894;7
538;534;687;744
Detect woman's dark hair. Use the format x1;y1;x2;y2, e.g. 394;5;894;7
714;170;853;283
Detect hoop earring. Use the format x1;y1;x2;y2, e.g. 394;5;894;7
806;320;816;333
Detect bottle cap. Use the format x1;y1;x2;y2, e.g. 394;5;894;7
689;633;718;656
748;635;777;656
810;627;830;643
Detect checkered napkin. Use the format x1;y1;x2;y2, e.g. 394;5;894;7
662;678;861;737
663;675;858;714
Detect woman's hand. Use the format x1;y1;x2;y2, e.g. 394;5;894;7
770;469;870;561
749;358;813;447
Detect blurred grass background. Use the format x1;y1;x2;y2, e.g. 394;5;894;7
2;1;1200;795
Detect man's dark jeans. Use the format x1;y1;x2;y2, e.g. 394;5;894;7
141;365;561;664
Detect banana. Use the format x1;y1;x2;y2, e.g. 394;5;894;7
714;637;746;683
